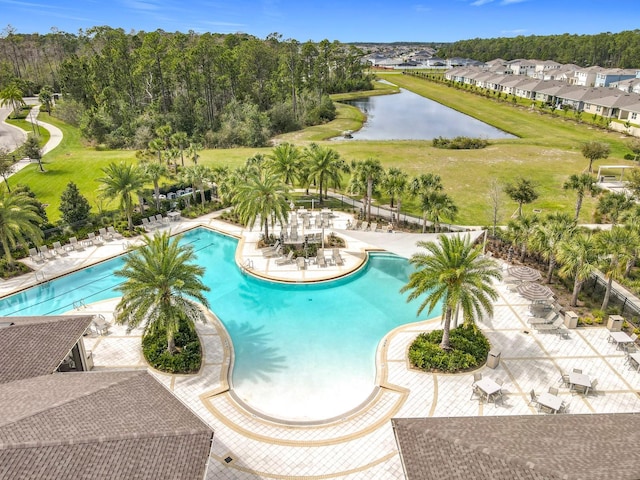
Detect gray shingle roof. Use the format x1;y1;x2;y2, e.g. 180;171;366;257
0;370;213;480
0;316;93;384
393;414;640;480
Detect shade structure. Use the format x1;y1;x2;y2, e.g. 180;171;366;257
507;266;542;283
516;282;554;301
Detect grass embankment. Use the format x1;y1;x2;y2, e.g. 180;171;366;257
8;76;637;225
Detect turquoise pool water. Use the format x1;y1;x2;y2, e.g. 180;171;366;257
0;227;435;420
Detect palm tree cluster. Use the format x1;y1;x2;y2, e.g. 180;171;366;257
504;211;640;311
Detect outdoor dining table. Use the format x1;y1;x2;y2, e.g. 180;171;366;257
536;392;563;413
475;377;502;404
609;331;634;350
569;371;592;394
167;211;181;221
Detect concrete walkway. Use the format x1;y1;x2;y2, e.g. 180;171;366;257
3;212;640;479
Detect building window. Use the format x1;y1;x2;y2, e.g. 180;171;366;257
596;106;602;113
632;113;638;120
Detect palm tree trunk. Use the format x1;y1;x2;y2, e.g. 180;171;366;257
570;277;582;307
574;193;584;221
520;244;527;263
366;179;373;222
154;181;160;210
546;256;556;284
601;276;613;311
199;182;206;206
625;254;636;278
167;330;176;354
439;307;453;350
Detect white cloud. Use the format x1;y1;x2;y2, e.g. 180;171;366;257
414;4;431;12
470;0;494;6
501;28;528;35
501;0;527;4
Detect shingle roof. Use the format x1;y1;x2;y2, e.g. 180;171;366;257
393;414;640;480
0;316;93;384
0;370;213;480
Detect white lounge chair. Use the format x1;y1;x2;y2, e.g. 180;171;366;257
107;226;123;239
332;248;344;266
88;232;104;246
69;237;83;251
275;251;295;265
29;247;44;263
99;227;113;241
53;241;67;256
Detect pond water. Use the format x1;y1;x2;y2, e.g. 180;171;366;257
340;86;515;141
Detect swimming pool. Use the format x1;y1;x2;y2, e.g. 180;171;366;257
0;227;436;421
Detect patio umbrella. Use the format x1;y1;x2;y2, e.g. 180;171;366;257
507;266;542;283
516;282;554;302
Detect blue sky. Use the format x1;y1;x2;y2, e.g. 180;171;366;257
1;0;637;43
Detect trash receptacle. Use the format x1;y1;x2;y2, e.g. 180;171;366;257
607;315;624;332
564;311;579;329
487;349;501;369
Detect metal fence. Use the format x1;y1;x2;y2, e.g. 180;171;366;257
588;275;640;321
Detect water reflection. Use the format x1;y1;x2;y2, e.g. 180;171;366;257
340;87;515;141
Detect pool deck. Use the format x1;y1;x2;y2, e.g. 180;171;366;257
4;211;640;479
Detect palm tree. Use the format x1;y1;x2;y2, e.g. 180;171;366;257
622;205;640;277
186;142;202;165
596;226;638;311
382;167;409;212
349;158;384;222
148;138;164;164
267;142;302;186
422;191;458;233
98;162;146;230
410;173;443;232
596;191;633;226
171;131;189;167
304;143;347;205
232;170;290;239
530;212;575;283
0;82;25;116
181;165;213;207
400;235;502;350
563;173;600;221
506;214;539;262
141;161;168;210
38;86;53;114
557;231;600;307
0;189;44;263
114;232;210;353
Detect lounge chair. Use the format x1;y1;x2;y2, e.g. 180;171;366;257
360;221;369;231
141;218;155;231
296;257;306;270
534;317;567;336
332;248;344;266
275;251;295;266
528;311;558;325
69;237;83;251
264;245;282;258
88;232;104;246
316;252;327;268
154;214;166;226
369;222;377;232
53;241;67;256
107;226;123;239
29;247;44;263
39;245;55;259
99;227;113;241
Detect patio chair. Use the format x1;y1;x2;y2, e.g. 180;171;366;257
316;253;327;268
296;257;306;270
155;214;166;226
275;251;294;266
528;389;538;406
141;218;155;232
472;372;482;385
630;333;639;343
264;245;282;258
360;221;369;231
29;247;44;263
588;378;598;395
370;222;378;232
573;368;582;374
558;373;570;387
107;226;123;239
548;387;559;395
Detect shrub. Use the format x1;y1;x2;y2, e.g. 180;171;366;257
409;325;490;373
432;136;489;150
142;315;202;374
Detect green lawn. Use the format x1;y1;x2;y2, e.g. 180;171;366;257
7;75;637;225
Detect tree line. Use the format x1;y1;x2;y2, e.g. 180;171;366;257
0;26;372;148
438;30;640;68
